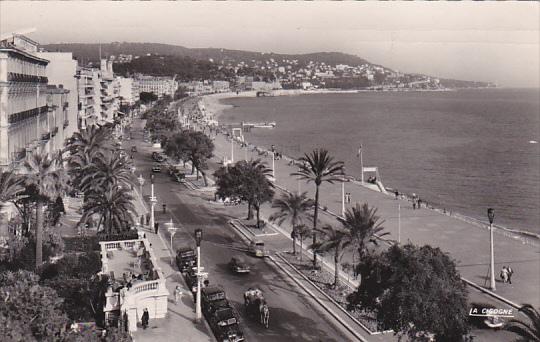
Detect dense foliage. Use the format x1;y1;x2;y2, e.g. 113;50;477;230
214;159;274;227
347;243;470;341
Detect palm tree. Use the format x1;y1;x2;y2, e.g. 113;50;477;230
270;191;314;255
295;224;311;261
311;224;352;287
291;149;345;268
80;151;134;195
0;171;25;210
339;203;388;267
505;304;540;341
81;186;136;234
22;152;68;268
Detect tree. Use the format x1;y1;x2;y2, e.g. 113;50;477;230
213;159;274;227
347;244;470;341
270;191;313;255
339;203;388;268
139;91;158;104
80;186;135;234
505;304;540;341
80;152;134;196
291;148;345;268
22;152;69;268
0;171;25;210
0;270;69;341
164;130;214;186
295;224;311;261
311;224;352;287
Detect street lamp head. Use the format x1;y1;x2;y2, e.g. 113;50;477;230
195;228;203;246
487;208;495;224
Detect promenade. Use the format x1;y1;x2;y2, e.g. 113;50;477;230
193;95;540;310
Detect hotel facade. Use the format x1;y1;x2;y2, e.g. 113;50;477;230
0;34;70;169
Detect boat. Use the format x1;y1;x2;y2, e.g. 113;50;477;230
252;122;276;129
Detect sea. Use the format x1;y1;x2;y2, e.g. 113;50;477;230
218;89;540;234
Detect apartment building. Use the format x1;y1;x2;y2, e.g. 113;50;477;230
0;34;69;169
118;77;140;106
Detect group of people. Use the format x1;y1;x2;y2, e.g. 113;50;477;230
500;265;514;284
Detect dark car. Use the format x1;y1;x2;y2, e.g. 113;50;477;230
229;256;250;274
209;307;244;342
152;151;166;162
131;146;137;152
152;164;161;173
201;286;228;313
172;172;186;183
176;247;197;273
184;267;198;293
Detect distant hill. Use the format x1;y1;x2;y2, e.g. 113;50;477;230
42;42;372;67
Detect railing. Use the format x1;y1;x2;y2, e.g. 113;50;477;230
132;280;160;294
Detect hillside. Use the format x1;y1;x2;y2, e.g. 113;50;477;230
42;42;372;67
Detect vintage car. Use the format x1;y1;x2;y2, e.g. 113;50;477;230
131;146;137;152
202;286;229;314
184;267;198;293
248;240;265;257
151;164;161;173
229;256;250;274
173;172;186;183
175;247;197;273
209;307;244;342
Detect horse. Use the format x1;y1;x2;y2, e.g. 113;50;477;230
260;302;269;329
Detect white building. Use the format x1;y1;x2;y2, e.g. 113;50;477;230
137;76;177;98
118;77;140;106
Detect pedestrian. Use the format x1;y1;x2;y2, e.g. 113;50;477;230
162;203;167;214
394;190;399;200
141;308;149;329
418;198;422;209
412;199;416;210
500;266;509;283
146;213;150;226
507;266;514;284
174;285;183;304
140;215;144;226
154;222;159;234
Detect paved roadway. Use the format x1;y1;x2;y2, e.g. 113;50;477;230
129;125;352;342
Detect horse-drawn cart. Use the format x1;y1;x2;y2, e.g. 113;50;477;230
243;288;269;328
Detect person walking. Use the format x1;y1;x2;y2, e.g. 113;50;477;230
174;285;183;304
154;222;159;234
141;308;149;329
507;266;514;284
500;266;509;283
394;190;399;200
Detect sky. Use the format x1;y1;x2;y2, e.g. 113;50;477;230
1;1;539;87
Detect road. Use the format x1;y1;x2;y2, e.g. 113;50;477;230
129;124;353;342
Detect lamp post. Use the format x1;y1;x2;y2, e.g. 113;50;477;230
166;219;178;265
488;208;496;291
398;204;401;244
341;167;346;217
231;137;234;163
270;151;275;180
150;174;157;231
194;228;205;321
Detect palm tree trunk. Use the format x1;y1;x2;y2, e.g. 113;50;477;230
292;233;297;255
256;205;261;229
312;185;320;268
299;239;303;260
334;248;340;288
201;170;207;186
35;200;44;268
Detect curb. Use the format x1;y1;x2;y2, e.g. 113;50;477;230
267;254;370;342
461;277;522;310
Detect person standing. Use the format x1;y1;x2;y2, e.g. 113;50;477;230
154;222;159;234
507;266;514;284
141;308;149;329
174;285;183;304
394;190;399;200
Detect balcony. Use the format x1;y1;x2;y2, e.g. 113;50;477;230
11;150;27;163
51;127;59;137
41;132;51;141
63;120;69;128
99;238;168;332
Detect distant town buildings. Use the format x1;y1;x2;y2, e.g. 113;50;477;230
136;75;177;98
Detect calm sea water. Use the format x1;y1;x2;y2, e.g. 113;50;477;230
219;89;540;234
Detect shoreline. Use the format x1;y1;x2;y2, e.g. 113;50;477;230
187;92;540;242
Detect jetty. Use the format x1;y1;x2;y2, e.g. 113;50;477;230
220;121;276;132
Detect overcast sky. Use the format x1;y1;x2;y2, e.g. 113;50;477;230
1;1;539;87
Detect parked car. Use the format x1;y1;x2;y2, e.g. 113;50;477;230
184;267;198;293
229;256;250;274
131;146;137;152
176;247;197;273
209;307;244;342
152;164;161;173
248;240;265;257
201;286;228;314
151;152;165;162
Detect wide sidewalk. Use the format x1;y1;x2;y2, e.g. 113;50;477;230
129;172;214;341
197;118;539;309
